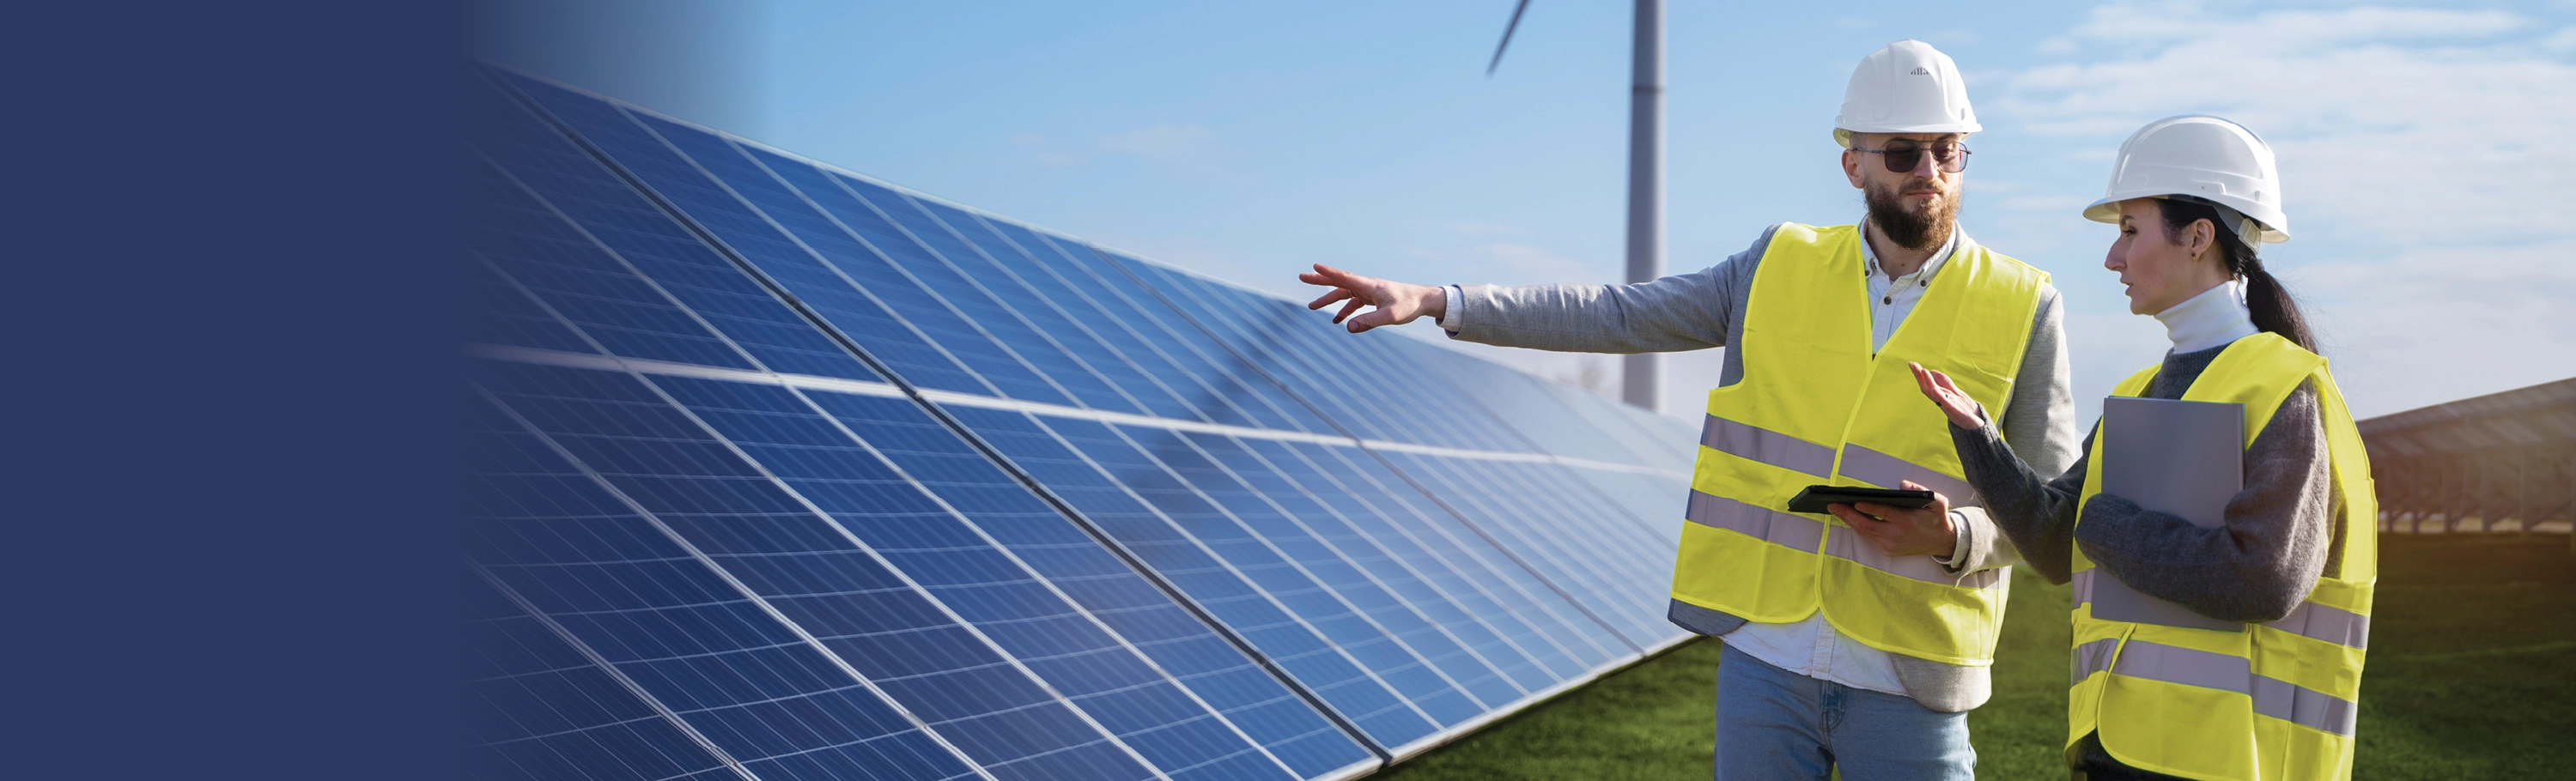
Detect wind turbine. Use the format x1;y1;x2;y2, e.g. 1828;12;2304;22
1488;0;1664;413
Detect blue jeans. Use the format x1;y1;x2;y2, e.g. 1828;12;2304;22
1714;641;1975;780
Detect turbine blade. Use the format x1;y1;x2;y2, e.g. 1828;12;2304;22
1485;0;1534;76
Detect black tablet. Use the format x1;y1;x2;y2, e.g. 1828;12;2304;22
1785;485;1935;515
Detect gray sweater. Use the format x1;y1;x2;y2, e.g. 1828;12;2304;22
1447;224;2079;711
1949;343;2336;622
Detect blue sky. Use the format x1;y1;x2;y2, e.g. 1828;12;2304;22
481;0;2576;420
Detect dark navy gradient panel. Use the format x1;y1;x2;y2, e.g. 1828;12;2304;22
466;393;974;781
794;389;1375;779
466;74;879;382
946;405;1439;750
477;362;1156;781
468;581;742;781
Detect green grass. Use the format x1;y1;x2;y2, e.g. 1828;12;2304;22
1375;533;2576;779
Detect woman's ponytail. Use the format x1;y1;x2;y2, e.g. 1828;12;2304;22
2237;258;2314;353
2156;198;2317;353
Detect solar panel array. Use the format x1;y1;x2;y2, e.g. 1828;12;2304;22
463;64;1700;781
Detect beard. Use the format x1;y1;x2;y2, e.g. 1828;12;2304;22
1864;176;1961;251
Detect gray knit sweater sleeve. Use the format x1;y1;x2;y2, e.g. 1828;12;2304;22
1949;421;2093;584
2078;385;2332;622
1950;353;2335;622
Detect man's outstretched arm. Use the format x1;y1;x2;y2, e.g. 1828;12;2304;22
1297;225;1771;353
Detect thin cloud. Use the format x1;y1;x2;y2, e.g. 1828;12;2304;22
1097;124;1215;160
1997;5;2576;244
1988;2;2576;416
2544;25;2576;51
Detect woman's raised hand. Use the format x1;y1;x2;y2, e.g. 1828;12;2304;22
1909;361;1987;431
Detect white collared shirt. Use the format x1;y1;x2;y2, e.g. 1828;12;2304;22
1718;221;1967;698
1861;221;1963;353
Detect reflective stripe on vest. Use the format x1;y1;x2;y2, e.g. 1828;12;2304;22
1701;415;1834;477
2073;637;2120;684
2111;640;2359;736
1824;526;2002;589
2067;333;2379;781
1670;223;2049;666
1685;490;1825;550
2072;570;2370;649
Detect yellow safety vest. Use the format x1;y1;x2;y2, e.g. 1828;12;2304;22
2069;332;2377;781
1672;223;2048;666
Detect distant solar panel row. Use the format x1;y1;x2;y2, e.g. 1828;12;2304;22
465;64;1700;781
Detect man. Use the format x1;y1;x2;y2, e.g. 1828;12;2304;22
1298;40;2078;779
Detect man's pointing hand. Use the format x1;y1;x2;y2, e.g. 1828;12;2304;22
1298;264;1446;333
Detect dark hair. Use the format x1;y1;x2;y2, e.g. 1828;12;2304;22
2154;197;2315;352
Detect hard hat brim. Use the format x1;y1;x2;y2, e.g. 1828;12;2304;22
2082;198;2123;225
1833;120;1984;136
2082;194;2293;243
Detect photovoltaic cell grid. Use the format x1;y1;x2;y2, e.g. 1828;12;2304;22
464;63;1701;781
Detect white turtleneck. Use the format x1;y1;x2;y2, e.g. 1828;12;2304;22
2154;279;2259;354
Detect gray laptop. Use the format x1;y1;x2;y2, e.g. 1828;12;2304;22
2087;397;2245;632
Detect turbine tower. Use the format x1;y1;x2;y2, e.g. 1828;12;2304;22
1490;0;1663;412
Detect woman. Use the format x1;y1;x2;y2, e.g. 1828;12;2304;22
1895;116;2378;780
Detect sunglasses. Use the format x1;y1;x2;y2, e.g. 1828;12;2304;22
1850;142;1971;173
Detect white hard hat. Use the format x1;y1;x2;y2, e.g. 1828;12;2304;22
1833;40;1981;145
2083;115;2289;245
